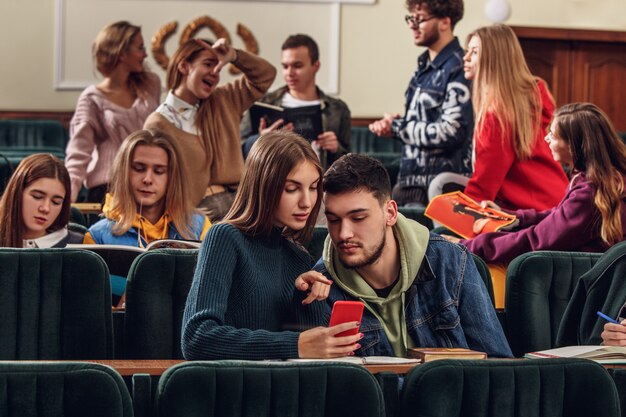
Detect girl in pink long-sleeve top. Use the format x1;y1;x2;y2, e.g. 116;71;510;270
65;21;161;204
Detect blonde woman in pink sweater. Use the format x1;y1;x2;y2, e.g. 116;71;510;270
65;21;161;203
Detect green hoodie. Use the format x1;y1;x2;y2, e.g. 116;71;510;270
322;213;430;356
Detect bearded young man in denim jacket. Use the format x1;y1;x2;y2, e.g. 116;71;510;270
304;154;511;358
369;0;473;207
242;34;350;171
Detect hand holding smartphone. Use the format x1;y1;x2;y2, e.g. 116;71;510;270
329;301;364;337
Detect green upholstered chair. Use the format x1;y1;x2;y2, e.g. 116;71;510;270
156;361;385;417
1;146;65;162
0;362;132;417
351;126;402;187
0;119;67;150
351;126;402;154
471;253;495;308
0;248;113;359
504;250;602;357
607;368;626;417
67;223;88;243
400;358;620;417
398;206;433;230
306;225;328;261
0;151;14;191
70;206;87;227
556;240;626;347
124;248;199;359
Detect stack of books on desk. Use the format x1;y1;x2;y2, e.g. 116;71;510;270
288;347;487;365
407;347;487;362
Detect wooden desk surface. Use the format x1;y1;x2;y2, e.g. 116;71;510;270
4;359;623;377
83;360;420;376
71;202;102;214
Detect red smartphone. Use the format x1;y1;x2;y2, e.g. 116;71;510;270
329;301;364;337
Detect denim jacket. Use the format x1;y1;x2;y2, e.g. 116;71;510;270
391;38;474;190
315;234;512;358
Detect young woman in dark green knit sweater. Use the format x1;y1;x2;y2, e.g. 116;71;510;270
182;131;363;360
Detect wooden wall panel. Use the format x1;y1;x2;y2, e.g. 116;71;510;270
519;39;571;107
570;42;626;130
512;26;626;132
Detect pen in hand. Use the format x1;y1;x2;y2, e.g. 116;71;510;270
597;311;621;325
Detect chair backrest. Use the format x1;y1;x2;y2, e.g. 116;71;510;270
471;253;495;308
351;126;402;154
124;248;199;359
401;358;620;417
307;226;328;261
0;362;133;417
398;207;433;230
556;240;626;346
156;361;385;417
0;119;67;149
0;248;113;359
70;206;87;227
505;250;601;357
350;126;402;187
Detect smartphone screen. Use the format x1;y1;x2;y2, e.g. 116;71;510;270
329;301;364;337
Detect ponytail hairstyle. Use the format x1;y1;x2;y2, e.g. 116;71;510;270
554;103;626;246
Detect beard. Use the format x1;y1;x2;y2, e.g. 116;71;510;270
338;231;386;269
416;26;440;48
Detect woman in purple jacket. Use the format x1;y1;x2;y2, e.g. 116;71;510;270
449;103;626;306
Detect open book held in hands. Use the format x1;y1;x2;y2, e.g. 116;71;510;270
425;191;517;239
407;347;487;362
525;345;626;364
249;102;323;142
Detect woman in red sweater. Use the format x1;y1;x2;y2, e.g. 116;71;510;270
429;24;568;211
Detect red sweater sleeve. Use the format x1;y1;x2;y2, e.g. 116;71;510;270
464;113;516;203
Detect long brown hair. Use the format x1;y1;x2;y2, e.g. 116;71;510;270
107;129;196;239
165;38;214;163
224;131;322;244
469;24;551;160
554;103;626;246
93;20;151;97
0;154;71;247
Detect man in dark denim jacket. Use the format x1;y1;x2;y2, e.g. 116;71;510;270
241;34;351;171
314;154;511;358
369;0;473;207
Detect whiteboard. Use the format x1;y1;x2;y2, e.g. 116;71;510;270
55;0;351;93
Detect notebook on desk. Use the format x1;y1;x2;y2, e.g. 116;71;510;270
525;345;626;364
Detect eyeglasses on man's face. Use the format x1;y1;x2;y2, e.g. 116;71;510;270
404;14;437;27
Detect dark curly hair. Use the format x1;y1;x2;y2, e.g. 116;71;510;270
406;0;464;29
323;154;391;206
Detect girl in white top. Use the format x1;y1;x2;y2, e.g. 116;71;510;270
0;154;83;248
